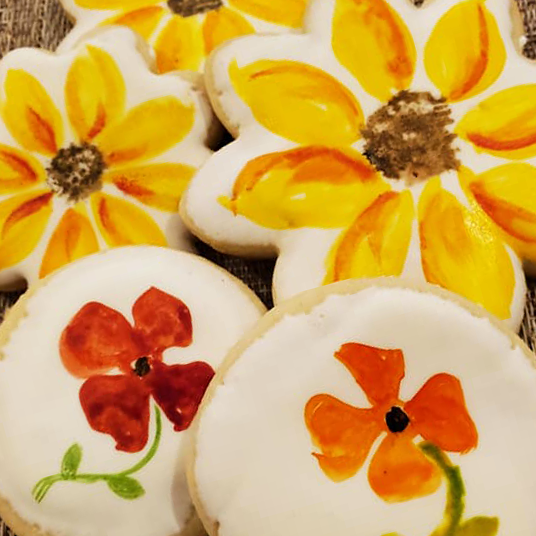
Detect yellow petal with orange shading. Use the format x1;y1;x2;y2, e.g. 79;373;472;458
104;7;165;40
456;85;536;159
154;15;204;73
419;178;514;320
91;192;167;247
39;205;99;279
325;190;414;284
96;96;194;166
230;60;364;145
74;0;160;8
0;145;45;194
203;8;255;55
0;190;53;270
332;0;416;102
220;146;388;229
2;70;63;156
228;0;307;28
66;46;126;142
104;163;196;212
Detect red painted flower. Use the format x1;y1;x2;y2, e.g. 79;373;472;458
60;287;215;453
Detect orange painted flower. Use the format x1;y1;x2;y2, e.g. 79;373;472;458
305;343;478;503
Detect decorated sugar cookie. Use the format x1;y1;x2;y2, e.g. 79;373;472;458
58;0;308;74
189;279;536;536
0;246;264;536
0;27;214;290
181;0;536;328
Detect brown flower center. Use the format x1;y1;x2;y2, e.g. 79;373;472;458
362;90;460;184
385;406;410;433
47;142;105;202
167;0;223;16
133;357;151;377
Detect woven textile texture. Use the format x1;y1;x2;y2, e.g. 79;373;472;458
0;0;536;534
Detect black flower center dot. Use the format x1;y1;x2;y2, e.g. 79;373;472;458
47;142;105;202
167;0;223;16
133;357;151;377
385;406;410;433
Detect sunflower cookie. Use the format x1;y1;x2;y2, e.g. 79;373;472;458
0;246;264;536
189;279;536;536
58;0;308;74
181;0;536;328
0;26;214;290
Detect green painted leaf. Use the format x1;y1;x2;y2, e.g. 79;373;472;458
61;444;82;479
456;517;499;536
107;476;145;500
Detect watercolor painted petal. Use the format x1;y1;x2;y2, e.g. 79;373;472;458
150;360;215;431
203;8;255;55
79;375;152;453
405;373;478;453
91;193;167;247
154;15;204;73
305;394;382;482
132;287;193;355
74;0;160;8
2;70;63;156
104;163;195;212
457;85;536;159
332;0;416;102
66;45;126;141
335;342;405;406
96;97;194;166
228;0;306;28
230;60;363;145
419;178;515;320
0;144;45;194
368;434;441;503
39;205;99;279
425;0;505;102
220;146;387;229
104;6;165;40
325;191;414;283
60;301;141;378
0;191;53;271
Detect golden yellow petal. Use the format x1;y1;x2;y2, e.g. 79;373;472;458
332;0;416;102
230;60;363;145
228;0;306;28
425;0;505;102
0;144;45;194
203;8;255;55
104;6;165;40
74;0;160;8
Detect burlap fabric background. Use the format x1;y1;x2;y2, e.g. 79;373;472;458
0;0;535;534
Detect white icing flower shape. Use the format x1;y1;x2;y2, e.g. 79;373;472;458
182;0;536;329
0;27;214;289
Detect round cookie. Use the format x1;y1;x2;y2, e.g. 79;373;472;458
0;26;215;290
181;0;536;329
189;279;536;536
0;246;265;536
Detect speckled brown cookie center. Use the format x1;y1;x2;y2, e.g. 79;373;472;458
167;0;223;17
362;90;460;184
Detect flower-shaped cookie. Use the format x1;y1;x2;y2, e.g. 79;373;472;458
182;0;536;328
58;0;308;74
0;28;213;289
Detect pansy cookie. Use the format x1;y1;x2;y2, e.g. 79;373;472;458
0;27;214;290
0;246;264;536
189;279;536;536
58;0;308;74
182;0;536;328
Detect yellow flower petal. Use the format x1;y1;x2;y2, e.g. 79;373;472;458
91;192;167;247
228;0;306;28
154;15;204;73
39;205;99;279
230;60;363;145
0;144;45;194
456;85;536;159
2;70;63;156
203;8;255;55
0;190;53;270
419;178;514;320
104;6;165;40
74;0;160;8
220;146;388;229
332;0;416;102
96;97;194;166
325;191;414;284
103;163;195;212
66;45;126;142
